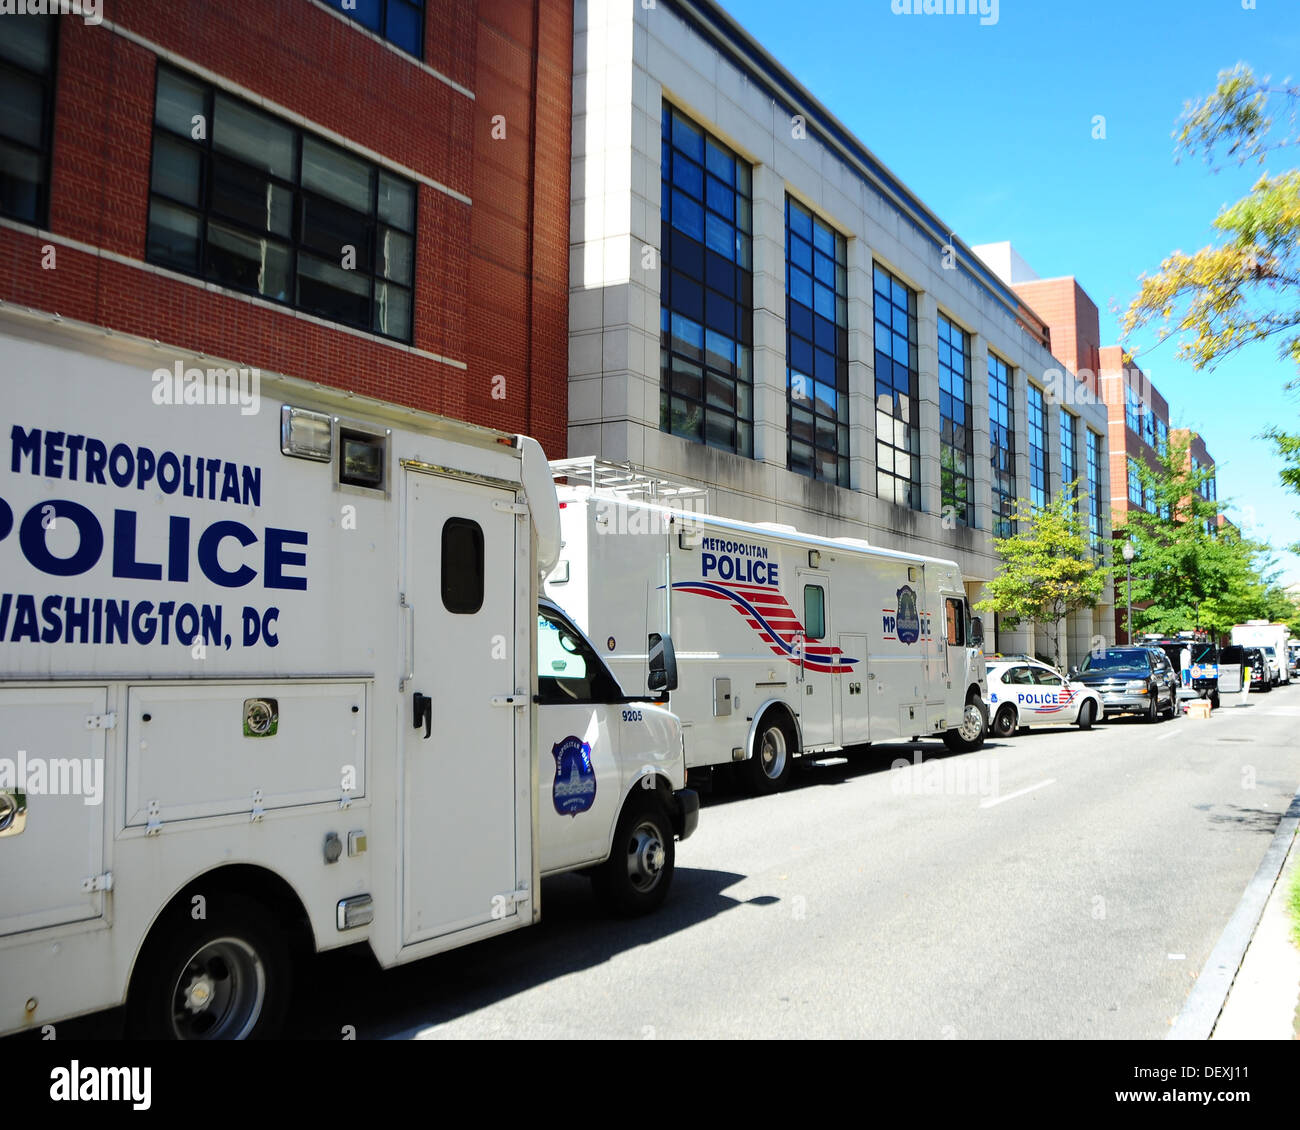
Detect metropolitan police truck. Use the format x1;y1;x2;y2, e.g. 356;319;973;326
0;307;697;1039
545;459;989;795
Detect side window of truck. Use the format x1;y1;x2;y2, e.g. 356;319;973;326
442;518;484;614
803;585;825;640
536;611;622;704
945;598;964;646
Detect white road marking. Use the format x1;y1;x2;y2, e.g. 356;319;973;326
980;778;1056;809
1168;953;1186;960
1263;707;1300;718
1156;728;1183;741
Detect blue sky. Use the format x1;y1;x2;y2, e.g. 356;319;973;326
721;0;1300;584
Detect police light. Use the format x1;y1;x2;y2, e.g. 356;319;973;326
281;406;332;462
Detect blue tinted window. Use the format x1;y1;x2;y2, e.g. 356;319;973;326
324;0;423;57
661;105;752;456
938;314;973;526
787;196;848;485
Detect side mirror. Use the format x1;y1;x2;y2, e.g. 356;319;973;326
647;633;678;693
970;616;984;646
1069;666;1079;678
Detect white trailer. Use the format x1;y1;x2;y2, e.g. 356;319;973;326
1231;621;1292;685
545;460;989;794
0;310;697;1039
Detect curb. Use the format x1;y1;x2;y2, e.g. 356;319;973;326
1168;782;1300;1040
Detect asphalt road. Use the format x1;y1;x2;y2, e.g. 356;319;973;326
277;684;1300;1040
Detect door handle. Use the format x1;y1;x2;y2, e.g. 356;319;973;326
412;692;432;739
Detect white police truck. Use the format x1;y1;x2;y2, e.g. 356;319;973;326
0;308;697;1039
545;459;989;794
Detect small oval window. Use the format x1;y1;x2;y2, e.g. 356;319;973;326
442;518;484;614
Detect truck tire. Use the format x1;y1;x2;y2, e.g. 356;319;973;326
744;713;795;794
943;697;987;752
992;704;1017;738
125;893;291;1040
592;793;675;917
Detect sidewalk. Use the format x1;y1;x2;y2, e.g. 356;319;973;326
1211;822;1300;1040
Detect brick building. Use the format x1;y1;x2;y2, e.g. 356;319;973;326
0;0;571;456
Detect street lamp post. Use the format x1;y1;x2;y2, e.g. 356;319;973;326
1121;540;1136;643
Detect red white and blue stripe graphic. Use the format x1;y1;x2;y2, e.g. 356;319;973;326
671;580;858;674
1031;686;1078;714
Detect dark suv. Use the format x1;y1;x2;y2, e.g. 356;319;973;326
1243;647;1271;693
1072;646;1179;721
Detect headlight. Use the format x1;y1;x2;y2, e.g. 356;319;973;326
1125;680;1148;694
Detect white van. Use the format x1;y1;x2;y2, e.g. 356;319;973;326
0;310;696;1039
545;460;989;793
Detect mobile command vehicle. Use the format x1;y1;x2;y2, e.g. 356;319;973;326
544;460;989;794
1230;622;1291;686
0;311;697;1040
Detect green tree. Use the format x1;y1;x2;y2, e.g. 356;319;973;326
1116;433;1275;638
976;482;1105;670
1122;64;1300;517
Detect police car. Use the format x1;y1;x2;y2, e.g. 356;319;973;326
985;657;1103;736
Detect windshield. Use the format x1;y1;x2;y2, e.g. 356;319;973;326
536;606;623;703
1080;649;1149;672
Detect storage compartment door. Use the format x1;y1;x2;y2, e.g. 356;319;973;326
0;687;108;937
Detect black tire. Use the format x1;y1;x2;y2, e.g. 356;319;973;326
744;713;796;794
592;793;675;917
992;704;1018;738
1162;691;1177;719
126;892;290;1040
1077;699;1097;730
1209;690;1220;710
1145;689;1160;723
943;697;988;752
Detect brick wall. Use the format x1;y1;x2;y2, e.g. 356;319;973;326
0;0;571;458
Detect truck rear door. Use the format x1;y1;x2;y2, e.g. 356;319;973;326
400;468;528;946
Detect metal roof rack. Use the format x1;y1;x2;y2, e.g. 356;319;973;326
549;456;710;509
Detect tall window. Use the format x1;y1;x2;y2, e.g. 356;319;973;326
660;105;753;456
873;264;919;508
0;14;56;226
1127;457;1144;509
988;353;1016;538
1142;407;1156;448
1124;382;1142;435
147;68;416;341
1059;409;1077;496
1087;429;1103;556
938;314;973;525
1155;417;1168;456
786;197;848;485
1027;383;1048;508
322;0;424;58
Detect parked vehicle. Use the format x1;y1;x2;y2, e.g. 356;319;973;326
1141;634;1218;704
0;315;697;1040
985;658;1103;735
1217;645;1247;697
1244;647;1271;692
545;458;990;795
1070;647;1179;721
1230;622;1291;685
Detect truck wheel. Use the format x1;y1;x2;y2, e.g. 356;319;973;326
943;697;987;752
592;794;675;917
1076;700;1097;730
1209;690;1220;710
745;714;795;794
992;704;1017;738
126;893;290;1040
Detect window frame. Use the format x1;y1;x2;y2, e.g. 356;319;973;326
145;64;418;343
988;352;1017;538
785;195;849;486
873;263;920;510
1027;383;1048;508
938;313;974;526
0;14;59;228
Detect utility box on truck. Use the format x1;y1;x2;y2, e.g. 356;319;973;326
545;459;989;794
0;309;696;1039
